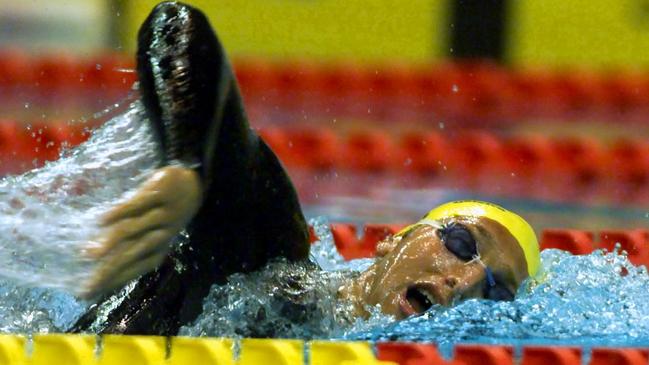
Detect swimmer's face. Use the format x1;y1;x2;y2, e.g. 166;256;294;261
351;216;529;319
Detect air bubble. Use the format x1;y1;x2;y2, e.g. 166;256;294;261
180;219;376;339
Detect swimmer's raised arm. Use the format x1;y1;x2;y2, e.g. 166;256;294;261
136;2;241;187
77;1;308;308
81;4;236;297
83;3;229;297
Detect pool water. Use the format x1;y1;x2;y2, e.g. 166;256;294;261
0;210;648;350
0;100;161;295
0;106;647;349
181;218;649;349
343;247;649;349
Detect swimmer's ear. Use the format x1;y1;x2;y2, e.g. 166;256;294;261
376;236;399;257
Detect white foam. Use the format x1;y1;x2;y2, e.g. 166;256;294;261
0;100;161;294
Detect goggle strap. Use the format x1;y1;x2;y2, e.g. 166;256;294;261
484;266;496;287
467;254;496;287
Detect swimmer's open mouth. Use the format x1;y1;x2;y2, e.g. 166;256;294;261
400;285;437;316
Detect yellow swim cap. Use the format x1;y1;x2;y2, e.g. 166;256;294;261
397;200;540;277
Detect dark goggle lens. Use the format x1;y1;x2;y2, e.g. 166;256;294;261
438;222;477;261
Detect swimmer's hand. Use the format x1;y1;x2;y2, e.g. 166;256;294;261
81;165;202;299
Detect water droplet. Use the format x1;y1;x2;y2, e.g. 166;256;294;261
452;85;459;93
95;64;102;70
438;122;445;129
24;103;30;109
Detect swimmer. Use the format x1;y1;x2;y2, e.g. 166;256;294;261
69;2;539;335
337;201;539;319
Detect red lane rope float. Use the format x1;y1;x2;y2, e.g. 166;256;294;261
376;342;448;364
590;348;649;365
522;347;582;365
376;342;649;365
6;52;649;124
259;126;649;204
454;344;515;365
376;342;518;365
260;125;646;186
2;121;649;203
217;59;649;124
0;51;136;93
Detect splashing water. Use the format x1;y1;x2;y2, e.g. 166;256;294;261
179;219;355;338
0;100;161;292
343;248;649;349
179;217;381;339
0;100;161;332
182;219;649;347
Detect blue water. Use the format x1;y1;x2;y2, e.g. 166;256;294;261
335;248;649;363
1;215;649;353
342;244;649;349
181;217;649;349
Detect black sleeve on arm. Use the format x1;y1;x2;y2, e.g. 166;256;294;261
69;1;310;336
136;2;229;186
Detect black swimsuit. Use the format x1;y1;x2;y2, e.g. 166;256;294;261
70;2;310;335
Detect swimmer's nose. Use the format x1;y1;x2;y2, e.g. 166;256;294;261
443;264;486;303
444;275;459;289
